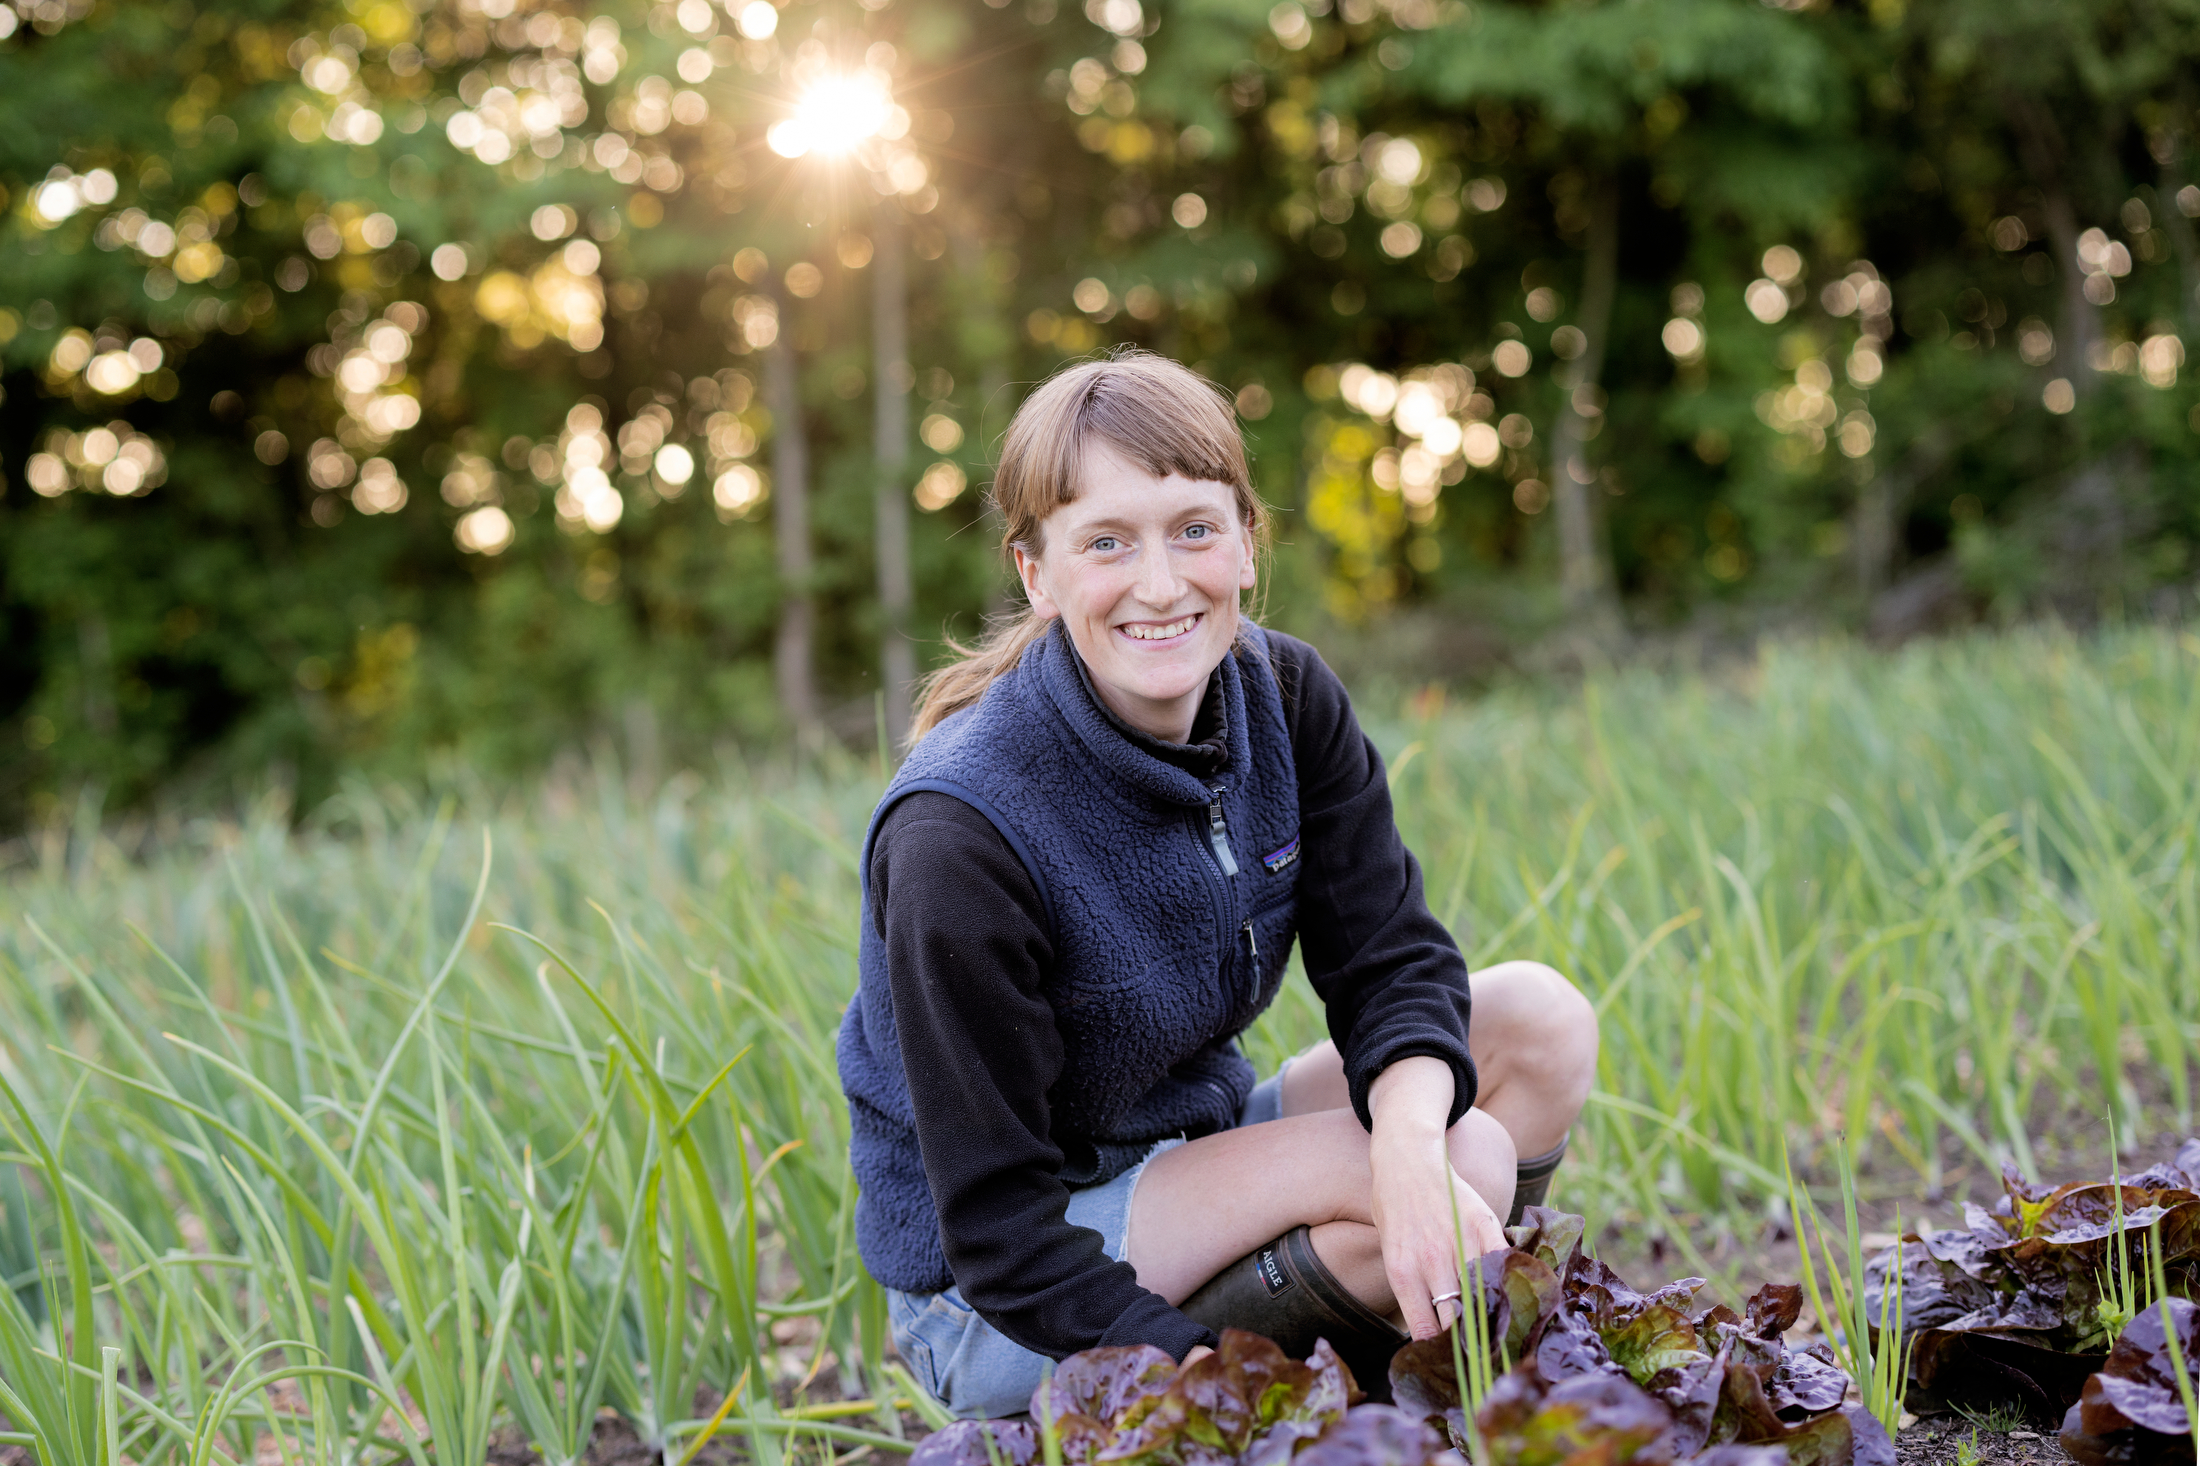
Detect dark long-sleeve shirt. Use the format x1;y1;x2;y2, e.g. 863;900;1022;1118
870;630;1475;1362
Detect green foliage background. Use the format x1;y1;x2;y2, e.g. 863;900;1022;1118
3;0;2199;824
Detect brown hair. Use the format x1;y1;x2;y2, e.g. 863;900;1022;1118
910;350;1269;741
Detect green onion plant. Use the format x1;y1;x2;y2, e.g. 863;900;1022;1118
0;625;2194;1464
1785;1141;1911;1437
1445;1173;1499;1466
2145;1217;2200;1466
2097;1116;2144;1346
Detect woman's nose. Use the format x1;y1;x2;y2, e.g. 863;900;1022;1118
1133;542;1185;605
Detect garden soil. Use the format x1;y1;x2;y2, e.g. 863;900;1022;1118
1895;1415;2078;1466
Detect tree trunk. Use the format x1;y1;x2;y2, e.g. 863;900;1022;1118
2164;160;2200;334
764;288;821;746
950;226;1018;619
1853;427;1952;600
78;611;118;739
1547;172;1620;632
2159;91;2200;334
2005;94;2102;392
874;207;916;755
975;358;1017;622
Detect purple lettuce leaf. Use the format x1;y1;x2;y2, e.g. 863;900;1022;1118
910;1418;1042;1466
1560;1250;1711;1386
1507;1207;1589;1275
1491;1249;1567;1363
1764;1347;1850;1418
1599;1298;1712;1387
1838;1408;1899;1466
1688;1449;1793;1466
1386;1335;1470;1447
1289;1406;1462;1466
1030;1343;1177;1433
1710;1349;1893;1466
1375;1212;1875;1466
1535;1305;1620;1384
1107;1329;1353;1466
1388;1249;1568;1438
1461;1348;1879;1466
1862;1237;2002;1336
2067;1297;2200;1445
1742;1284;1804;1340
1477;1363;1675;1466
1643;1345;1728;1457
1859;1139;2200;1417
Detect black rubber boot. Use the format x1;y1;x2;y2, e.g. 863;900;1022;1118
1509;1134;1569;1226
1178;1224;1408;1403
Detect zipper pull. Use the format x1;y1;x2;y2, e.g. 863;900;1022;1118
1206;793;1240;876
1243;919;1257;960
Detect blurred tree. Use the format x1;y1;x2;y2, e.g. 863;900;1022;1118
1834;0;2200;627
872;205;913;747
761;273;819;742
1392;0;1846;632
1;0;2195;826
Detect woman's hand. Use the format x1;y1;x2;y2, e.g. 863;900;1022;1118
1366;1056;1508;1341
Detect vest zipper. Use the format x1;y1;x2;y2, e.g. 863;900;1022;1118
1192;783;1252;1022
1205;790;1240;876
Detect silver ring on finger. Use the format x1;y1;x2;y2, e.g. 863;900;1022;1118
1430;1290;1464;1306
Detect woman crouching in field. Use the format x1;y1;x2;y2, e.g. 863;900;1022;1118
835;351;1598;1416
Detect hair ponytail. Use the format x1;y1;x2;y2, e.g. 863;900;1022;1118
909;611;1053;740
907;351;1267;744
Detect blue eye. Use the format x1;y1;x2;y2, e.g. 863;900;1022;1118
1091;536;1120;552
1184;524;1211;540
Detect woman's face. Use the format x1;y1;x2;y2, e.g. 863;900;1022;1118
1015;443;1257;745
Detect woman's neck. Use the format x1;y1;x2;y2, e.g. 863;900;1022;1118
1066;640;1228;767
1098;685;1201;745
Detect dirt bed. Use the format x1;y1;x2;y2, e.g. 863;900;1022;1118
1895;1415;2078;1466
1592;1114;2195;1306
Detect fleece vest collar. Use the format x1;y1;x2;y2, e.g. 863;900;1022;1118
1067;640;1231;780
1033;620;1243;810
836;619;1302;1294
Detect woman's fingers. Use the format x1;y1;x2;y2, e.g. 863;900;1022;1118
1385;1210;1475;1340
1385;1178;1510;1341
1374;1172;1458;1337
1387;1245;1443;1339
1365;1101;1513;1341
1470;1198;1509;1254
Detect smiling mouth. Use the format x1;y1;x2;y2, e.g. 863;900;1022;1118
1119;614;1201;642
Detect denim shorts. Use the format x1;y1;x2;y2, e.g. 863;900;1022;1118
887;1068;1288;1420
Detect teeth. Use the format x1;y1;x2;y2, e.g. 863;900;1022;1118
1125;616;1197;641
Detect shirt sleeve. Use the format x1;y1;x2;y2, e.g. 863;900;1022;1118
872;791;1217;1362
1264;634;1478;1131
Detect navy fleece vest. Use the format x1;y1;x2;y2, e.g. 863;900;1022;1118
837;620;1303;1293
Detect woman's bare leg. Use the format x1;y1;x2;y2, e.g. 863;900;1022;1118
1124;1106;1515;1309
1125;959;1597;1317
1279;959;1597;1156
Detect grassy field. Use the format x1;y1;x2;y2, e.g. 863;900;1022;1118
1;624;2195;1466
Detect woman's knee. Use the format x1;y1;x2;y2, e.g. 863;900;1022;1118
1278;1039;1350;1117
1446;1106;1517;1218
1126;1108;1381;1299
1472;960;1600;1088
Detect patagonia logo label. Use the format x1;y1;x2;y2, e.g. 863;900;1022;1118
1262;836;1301;874
1256;1247;1292;1297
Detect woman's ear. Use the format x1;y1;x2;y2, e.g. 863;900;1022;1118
1013;545;1061;620
1239;519;1259;592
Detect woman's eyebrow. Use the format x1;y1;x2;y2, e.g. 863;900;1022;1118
1060;511;1138;537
